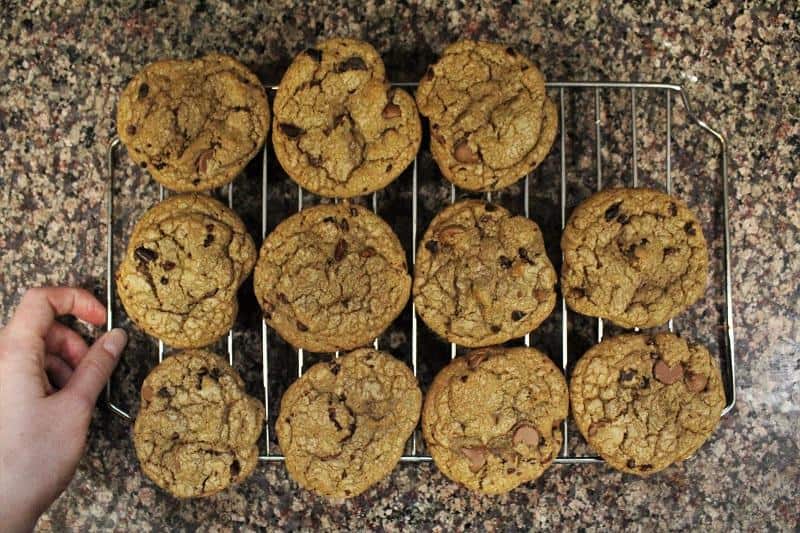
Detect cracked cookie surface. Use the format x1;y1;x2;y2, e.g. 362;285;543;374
272;38;421;198
422;346;567;494
570;333;725;475
276;348;421;498
116;194;256;348
414;200;556;347
117;53;269;192
415;40;557;192
132;350;265;498
561;188;709;328
254;203;411;352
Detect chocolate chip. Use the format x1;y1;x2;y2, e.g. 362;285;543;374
230;460;240;477
323;216;336;224
627;459;636;468
171;432;179;440
162;261;176;271
505;46;517;56
335;56;367;72
425;240;439;254
157;387;170;398
518;247;529;260
277;292;289;304
328;407;343;430
135;246;158;263
386;163;393;172
330;362;340;375
305;48;322;62
138;83;149;99
360;247;376;258
640;238;649;245
160;276;168;285
154;162;167;170
279;123;304;138
334;239;348;261
619;369;637;383
684;222;696;236
296;321;308;332
460;375;468;382
191;178;199;184
641;464;653;471
511;310;525;321
203;234;214;247
617;214;630;225
423;66;434;81
339;218;349;232
308;154;323;167
604;201;622;221
499;255;513;269
491;325;501;333
485;203;497;212
669;202;678;216
140;161;147;168
206;224;214;232
382;103;402;119
126;124;137;135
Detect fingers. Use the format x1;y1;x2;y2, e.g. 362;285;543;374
44;322;90;367
62;328;127;411
45;353;74;390
9;287;107;340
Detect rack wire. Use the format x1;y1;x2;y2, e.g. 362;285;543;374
105;81;736;465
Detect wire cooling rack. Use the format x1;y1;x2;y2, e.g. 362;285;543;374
105;81;735;465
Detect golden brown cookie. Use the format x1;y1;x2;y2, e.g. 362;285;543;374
561;188;709;328
422;346;567;494
116;194;256;348
413;200;556;347
416;41;557;192
254;203;410;352
570;333;725;475
133;350;265;498
117;53;269;192
276;348;421;498
272;38;421;198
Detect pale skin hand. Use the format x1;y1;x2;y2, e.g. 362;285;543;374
0;288;127;533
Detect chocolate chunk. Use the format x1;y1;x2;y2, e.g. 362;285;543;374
339;218;349;232
135;246;158;263
305;48;322;62
360;247;376;258
279;123;305;138
653;359;684;385
511;310;525;321
484;203;497;212
162;261;176;271
512;423;540;446
425;240;439;254
126;124;137;135
461;447;487;472
619;369;637;383
382;103;402;119
335;56;367;72
140;161;147;168
604;201;622;221
160;276;168;285
684;221;696;236
157;387;170;398
669;202;678;216
334;239;348;261
138;83;149;99
296;321;308;332
685;371;708;392
518;247;529;260
203;234;214;247
499;255;513;269
454;139;480;163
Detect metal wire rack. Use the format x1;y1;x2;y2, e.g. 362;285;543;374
105;81;736;465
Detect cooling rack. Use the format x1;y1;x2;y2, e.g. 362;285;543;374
104;81;736;465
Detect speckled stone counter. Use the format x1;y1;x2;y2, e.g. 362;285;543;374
1;1;798;531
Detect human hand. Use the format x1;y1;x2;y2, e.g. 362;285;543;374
0;288;127;533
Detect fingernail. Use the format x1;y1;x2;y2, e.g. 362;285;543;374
103;328;128;357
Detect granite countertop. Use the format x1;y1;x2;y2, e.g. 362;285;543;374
1;1;798;530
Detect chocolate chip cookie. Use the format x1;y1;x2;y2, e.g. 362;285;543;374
276;348;421;498
561;188;709;328
414;200;556;347
422;346;567;494
415;40;557;192
133;350;265;498
272;38;422;198
117;53;269;192
116;194;256;348
254;203;410;352
570;333;725;475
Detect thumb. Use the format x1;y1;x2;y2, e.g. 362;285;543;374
63;328;127;411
